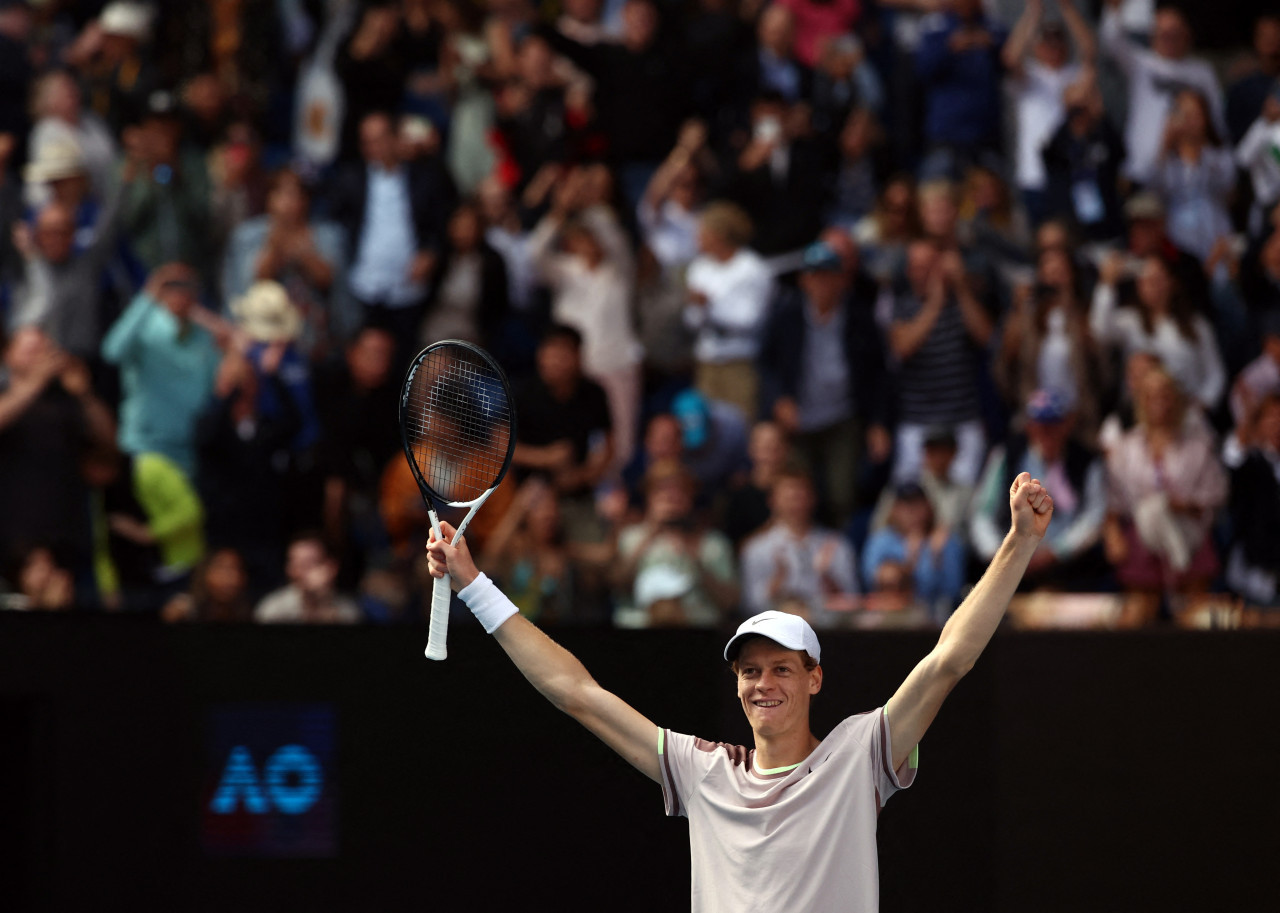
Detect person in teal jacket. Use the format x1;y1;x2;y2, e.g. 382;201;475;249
100;262;222;477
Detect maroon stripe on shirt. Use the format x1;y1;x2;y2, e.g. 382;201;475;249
878;710;895;783
662;731;683;816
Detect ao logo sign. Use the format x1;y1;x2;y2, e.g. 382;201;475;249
209;744;324;815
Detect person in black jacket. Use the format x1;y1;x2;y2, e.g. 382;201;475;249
1226;393;1280;606
758;231;890;527
325;111;456;368
539;0;688;208
419;199;510;350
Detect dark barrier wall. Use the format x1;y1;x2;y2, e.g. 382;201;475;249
1;615;1277;913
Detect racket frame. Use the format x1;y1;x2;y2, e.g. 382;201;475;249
398;340;517;660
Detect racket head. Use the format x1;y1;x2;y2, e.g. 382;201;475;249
399;340;517;508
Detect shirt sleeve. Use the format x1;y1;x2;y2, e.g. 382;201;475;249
658;729;715;818
876;707;917;806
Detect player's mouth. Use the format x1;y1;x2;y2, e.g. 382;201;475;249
753;700;782;708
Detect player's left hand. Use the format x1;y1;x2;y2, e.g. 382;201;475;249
1010;472;1053;541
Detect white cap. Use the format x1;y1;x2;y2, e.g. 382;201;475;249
723;610;821;664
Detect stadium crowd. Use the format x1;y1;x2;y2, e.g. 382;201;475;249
1;0;1279;628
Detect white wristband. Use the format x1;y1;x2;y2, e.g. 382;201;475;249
458;573;519;634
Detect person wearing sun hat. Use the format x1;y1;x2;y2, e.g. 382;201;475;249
425;455;1056;909
229;280;320;453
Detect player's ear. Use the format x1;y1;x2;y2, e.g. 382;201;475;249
809;665;823;695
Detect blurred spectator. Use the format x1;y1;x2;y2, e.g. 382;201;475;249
1100;0;1224;187
869;424;971;539
527;172;641;466
1103;364;1227;603
66;2;157;132
759;236;890;526
492;34;568;192
1151;89;1236;263
28;69;117;197
670;387;750;506
1115;191;1210;309
419;199;510;348
224;168;352;362
612;458;738;627
330;110;454;368
969;389;1107;590
719;92;829;256
1230;314;1280;428
541;0;688;207
335;2;437;162
862;481;964;619
477;175;538;315
826;107;881;231
2;546;74;612
745;4;810;107
1002;0;1094;227
0;1;31;146
810;33;885;136
207;120;269;266
682;0;754;133
1236;91;1280;234
9;196;117;361
915;0;1007;178
723;419;792;547
511;325;614;530
853;173;920;283
888;238;993;485
196;344;300;593
778;0;863;71
82;444;206;612
1090;253;1225;412
101;262;222;477
640;121;711;273
161;547;253;623
1225;392;1280;606
479;477;600;623
117;90;213;277
998;242;1109;438
0;329;114;584
741;466;858;619
1225;14;1280;144
684;202;772;421
960;159;1032;275
313;326;401;570
1041;69;1126;241
254;532;362;623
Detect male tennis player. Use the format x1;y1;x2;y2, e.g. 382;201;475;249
426;471;1054;911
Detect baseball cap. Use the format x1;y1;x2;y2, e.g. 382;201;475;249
724;610;821;664
1025;387;1070;423
801;240;843;272
1124;192;1165;222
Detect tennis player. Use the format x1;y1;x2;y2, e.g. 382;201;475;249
426;471;1054;911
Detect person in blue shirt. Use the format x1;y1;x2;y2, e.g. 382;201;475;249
100;261;222;478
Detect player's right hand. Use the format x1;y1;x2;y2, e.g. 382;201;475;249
426;520;480;592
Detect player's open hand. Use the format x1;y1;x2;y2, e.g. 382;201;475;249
1009;472;1053;541
426;520;480;592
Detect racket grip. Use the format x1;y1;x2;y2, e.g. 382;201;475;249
425;574;451;660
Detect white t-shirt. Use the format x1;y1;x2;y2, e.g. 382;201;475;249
659;709;915;913
1101;9;1224;185
684;249;774;363
1014;61;1081;191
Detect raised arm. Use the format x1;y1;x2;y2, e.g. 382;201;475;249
1001;0;1043;75
884;472;1053;770
426;521;661;782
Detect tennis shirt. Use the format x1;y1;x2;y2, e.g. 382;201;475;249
659;709;914;913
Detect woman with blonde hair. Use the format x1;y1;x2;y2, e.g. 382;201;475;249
1103;364;1227;603
684;201;773;422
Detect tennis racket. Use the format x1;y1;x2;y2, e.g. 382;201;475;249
399;341;516;660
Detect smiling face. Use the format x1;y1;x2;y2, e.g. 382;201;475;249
734;638;822;741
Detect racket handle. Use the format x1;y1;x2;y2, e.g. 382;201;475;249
425;574;451;661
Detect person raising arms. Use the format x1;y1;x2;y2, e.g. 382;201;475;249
426;472;1054;911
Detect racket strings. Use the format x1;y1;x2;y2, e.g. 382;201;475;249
405;349;512;504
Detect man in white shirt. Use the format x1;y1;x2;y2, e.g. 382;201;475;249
425;472;1055;912
1100;0;1225;186
740;467;859;619
684;202;773;422
1001;0;1095;225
